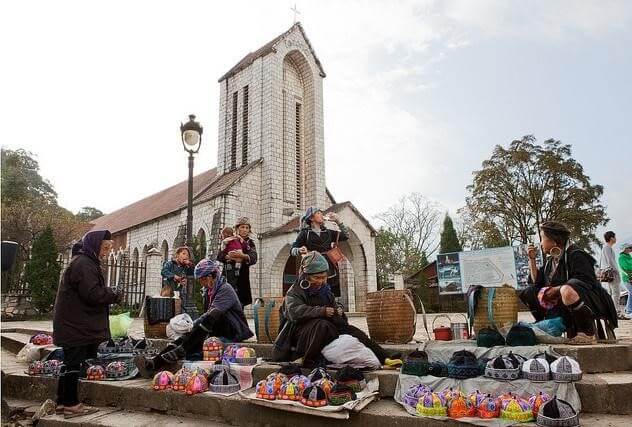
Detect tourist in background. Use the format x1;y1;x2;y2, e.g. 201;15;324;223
619;242;632;319
291;207;349;298
216;217;257;308
521;221;618;344
599;231;625;319
53;229;123;418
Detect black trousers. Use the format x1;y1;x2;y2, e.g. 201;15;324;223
56;343;98;406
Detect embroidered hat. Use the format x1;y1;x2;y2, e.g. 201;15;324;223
416;390;447;417
439;387;466;405
536;396;580;427
535;351;558;365
301;385;328;407
402;383;431;407
334;367;366;392
427;361;448;377
209;370;240;394
221;344;240;363
485;352;523;380
401;350;429;377
308;367;331;383
265;372;289;395
152;371;175;390
529;391;551;418
447;350;479;379
234;347;257;365
283;375;311;399
476;327;506;348
41;359;63;376
106;361;130;379
203;337;224;362
185;371;209;395
314;378;334;396
173;368;193;391
278;380;300;401
468;389;486;416
550;356;582;382
86;364;106;381
500;396;534;422
506;323;537;347
447;394;476;419
478;394;501;419
256;379;277;400
522;358;551;382
328;383;357;406
30;333;53;346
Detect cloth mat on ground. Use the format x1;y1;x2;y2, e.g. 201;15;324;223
240;377;379;419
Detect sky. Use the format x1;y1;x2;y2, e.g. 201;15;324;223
1;0;630;245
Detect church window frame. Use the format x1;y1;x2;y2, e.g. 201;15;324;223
241;85;249;166
230;91;238;171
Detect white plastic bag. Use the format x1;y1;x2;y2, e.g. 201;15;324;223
17;343;43;363
166;313;193;340
321;334;381;369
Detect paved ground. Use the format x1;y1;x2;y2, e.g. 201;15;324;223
4;311;632;341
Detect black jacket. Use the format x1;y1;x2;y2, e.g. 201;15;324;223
291;225;349;277
53;254;118;348
216;237;257;307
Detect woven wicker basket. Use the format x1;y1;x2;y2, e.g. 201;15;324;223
366;289;417;344
144;297;182;339
472;285;518;334
252;297;283;343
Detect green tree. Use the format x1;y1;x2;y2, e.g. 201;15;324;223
464;136;608;250
375;227;428;288
439;214;462;254
24;227;61;313
76;206;104;222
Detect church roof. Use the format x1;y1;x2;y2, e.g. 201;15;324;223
218;22;326;82
90;162;259;234
260;201;377;238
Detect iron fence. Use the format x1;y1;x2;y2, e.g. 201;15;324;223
103;257;147;311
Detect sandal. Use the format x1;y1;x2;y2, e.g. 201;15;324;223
63;404;99;419
566;332;597;345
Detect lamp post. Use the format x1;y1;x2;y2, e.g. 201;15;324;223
181;114;203;318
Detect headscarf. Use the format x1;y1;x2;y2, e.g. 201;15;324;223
301;207;322;229
73;230;112;262
194;258;223;279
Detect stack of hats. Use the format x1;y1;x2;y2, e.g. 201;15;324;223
203;337;224;362
529;391;551;418
506;323;537;347
551;356;582;382
301;385;328;407
105;361;130;379
234;347;257;365
536;396;580;427
173;368;193;391
328;384;356;406
427;361;448;377
334;367;366;392
401;350;429;376
484;352;523;380
42;360;63;376
185;370;209;395
522;357;551;382
86;365;106;380
152;371;174;390
416;390;447;417
30;333;53;346
209;370;240;394
500;396;533;422
402;383;431;408
476;327;506;348
477;394;500;419
447;350;479;379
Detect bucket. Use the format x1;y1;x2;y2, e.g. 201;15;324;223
450;314;470;340
432;315;453;341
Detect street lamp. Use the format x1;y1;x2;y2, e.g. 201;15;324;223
180;114;203;319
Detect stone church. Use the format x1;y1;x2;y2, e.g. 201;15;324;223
91;23;377;312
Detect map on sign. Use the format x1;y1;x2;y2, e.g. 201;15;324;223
459;246;518;290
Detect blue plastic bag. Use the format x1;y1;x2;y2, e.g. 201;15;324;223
532;317;566;337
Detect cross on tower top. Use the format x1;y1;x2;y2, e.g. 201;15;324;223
291;4;301;24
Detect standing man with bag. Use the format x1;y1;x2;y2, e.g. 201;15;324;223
600;231;625;320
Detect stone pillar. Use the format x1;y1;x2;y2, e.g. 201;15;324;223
144;248;163;298
393;274;404;290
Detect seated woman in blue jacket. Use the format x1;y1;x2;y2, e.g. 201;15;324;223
135;259;253;377
272;251;400;368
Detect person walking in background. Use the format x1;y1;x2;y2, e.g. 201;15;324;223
618;242;632;319
52;230;123;418
599;231;625;320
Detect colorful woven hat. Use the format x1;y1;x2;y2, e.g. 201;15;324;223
27;361;45;376
278;380;300;401
416;390;447;417
468;389;486;415
447;350;479;379
173;368;193;391
447;394;476;419
314;378;334;396
536;396;580;427
86;365;106;381
522;358;551;382
506;323;537;347
209;370;240;394
256;379;277;400
234;347;257;365
265;372;289;395
439;387;466;405
203;337;224;362
476;327;506;348
106;361;130;379
485;352;523;380
402;383;431;408
478;394;501;419
185;371;209;395
401;350;429;376
30;333;53;346
500;396;534;422
308;367;331;383
550;356;582;382
334;367;366;392
529;391;551;418
284;375;311;399
427;361;448;377
222;344;240;363
328;383;357;406
152;371;174;390
301;385;328;407
42;360;63;376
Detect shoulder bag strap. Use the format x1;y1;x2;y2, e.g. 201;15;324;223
487;288;497;330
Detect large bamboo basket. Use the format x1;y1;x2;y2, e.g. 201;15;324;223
472;285;519;334
144;297;182;339
253;297;284;343
366;289;417;344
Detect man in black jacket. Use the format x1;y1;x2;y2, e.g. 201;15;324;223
53;230;123;418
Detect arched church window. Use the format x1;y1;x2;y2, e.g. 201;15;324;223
242;85;249;165
295;102;303;209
